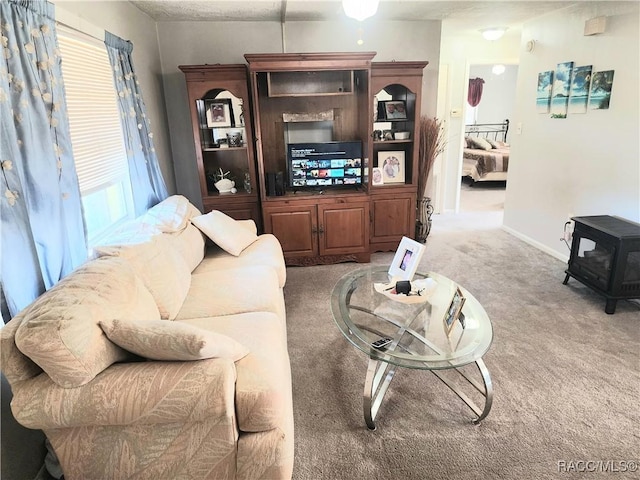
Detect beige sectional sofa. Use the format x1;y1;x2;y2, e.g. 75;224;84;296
0;196;294;479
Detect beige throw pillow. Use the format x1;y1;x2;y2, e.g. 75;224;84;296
191;210;258;256
100;318;250;362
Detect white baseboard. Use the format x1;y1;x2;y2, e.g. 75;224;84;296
501;225;570;263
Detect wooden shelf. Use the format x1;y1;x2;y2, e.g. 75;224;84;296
373;140;413;145
267;70;354;97
205;190;255;198
202;146;248;152
179;63;260;227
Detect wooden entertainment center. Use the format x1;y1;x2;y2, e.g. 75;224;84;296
180;53;428;265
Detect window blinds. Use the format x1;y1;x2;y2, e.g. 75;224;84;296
57;26;129;194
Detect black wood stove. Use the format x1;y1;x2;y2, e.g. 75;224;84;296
563;215;640;314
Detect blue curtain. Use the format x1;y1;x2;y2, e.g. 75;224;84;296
104;32;167;216
0;0;87;318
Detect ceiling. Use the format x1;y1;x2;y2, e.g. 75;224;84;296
130;0;579;31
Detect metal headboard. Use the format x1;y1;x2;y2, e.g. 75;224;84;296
465;119;509;142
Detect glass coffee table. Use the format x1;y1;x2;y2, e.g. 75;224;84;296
331;265;493;430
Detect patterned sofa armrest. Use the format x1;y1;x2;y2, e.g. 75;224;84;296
10;358;237;430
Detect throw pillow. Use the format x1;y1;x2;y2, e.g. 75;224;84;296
468;136;493;150
191;210;259;256
99;318;250;362
486;138;500;149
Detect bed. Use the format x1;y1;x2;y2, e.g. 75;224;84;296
463;119;510;183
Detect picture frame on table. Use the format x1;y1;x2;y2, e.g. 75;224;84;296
379;100;408;121
388;236;426;282
206;98;235;128
443;287;466;337
378;151;405;184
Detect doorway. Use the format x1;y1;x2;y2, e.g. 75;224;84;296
459;63;518;219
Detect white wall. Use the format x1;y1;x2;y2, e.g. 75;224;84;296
504;2;640;260
469;64;518;126
157;19;441;209
53;0;176;193
156;21;284;208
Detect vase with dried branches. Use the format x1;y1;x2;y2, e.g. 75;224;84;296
416;116;446;242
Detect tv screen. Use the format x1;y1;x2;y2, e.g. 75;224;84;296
287;141;363;190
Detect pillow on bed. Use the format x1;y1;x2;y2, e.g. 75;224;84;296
468;137;492;151
486;139;500;149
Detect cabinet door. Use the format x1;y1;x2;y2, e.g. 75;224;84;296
370;195;414;247
318;203;369;256
263;205;318;257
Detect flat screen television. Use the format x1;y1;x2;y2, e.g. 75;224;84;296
287;141;363;190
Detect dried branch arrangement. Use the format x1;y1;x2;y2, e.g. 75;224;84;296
417;116;446;199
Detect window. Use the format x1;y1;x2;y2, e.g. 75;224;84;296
57;26;134;245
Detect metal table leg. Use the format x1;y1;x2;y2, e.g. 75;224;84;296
363;357;397;430
430;358;493;425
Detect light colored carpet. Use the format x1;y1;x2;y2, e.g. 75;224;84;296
284;194;640;480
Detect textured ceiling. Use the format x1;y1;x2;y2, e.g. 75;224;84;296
130;0;579;29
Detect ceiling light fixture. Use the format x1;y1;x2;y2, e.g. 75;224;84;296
481;27;507;41
343;0;380;22
492;64;506;75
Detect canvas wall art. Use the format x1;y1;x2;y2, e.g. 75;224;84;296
589;70;615;110
536;71;553;113
550;61;574;118
568;65;592;114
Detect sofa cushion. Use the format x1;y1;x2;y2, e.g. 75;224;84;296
14;257;160;388
95;235;191;319
141;195;202;233
93;196;201;253
100;318;250;362
195;234;286;288
175;266;281;321
179;312;292;433
191;210;258;256
0;313;43;384
166;223;206;272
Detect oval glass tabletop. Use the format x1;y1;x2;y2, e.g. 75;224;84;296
331;265;493;370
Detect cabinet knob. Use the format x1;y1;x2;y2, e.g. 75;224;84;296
318;225;324;235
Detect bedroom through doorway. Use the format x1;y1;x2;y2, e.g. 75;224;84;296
460;63;518;218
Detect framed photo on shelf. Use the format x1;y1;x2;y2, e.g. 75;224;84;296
206;98;235;128
388;236;426;281
371;167;384;186
379;100;407;121
378;151;405;184
443;287;466;337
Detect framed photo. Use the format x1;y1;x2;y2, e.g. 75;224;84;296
443;287;466;337
388;236;426;281
371;167;384;186
206;98;235;128
379;100;407;120
378;151;405;184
